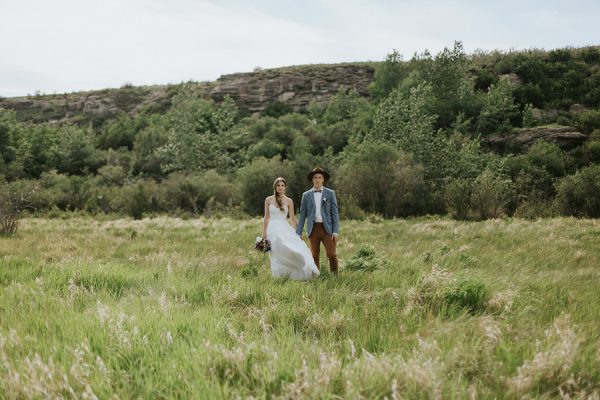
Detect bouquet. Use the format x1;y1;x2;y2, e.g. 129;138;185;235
255;237;272;253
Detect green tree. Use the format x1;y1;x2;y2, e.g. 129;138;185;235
337;141;428;217
51;125;103;175
11;124;60;179
470;169;514;219
322;88;371;125
525;140;568;177
131;115;170;178
554;164;600;218
161;84;239;172
369;50;408;100
96;113;137;150
0;109;21;176
412;41;479;129
236;157;293;215
369;82;453;181
477;78;518;134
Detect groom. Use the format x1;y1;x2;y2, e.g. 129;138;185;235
296;167;340;274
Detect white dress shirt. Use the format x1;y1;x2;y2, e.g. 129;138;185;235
313;188;323;223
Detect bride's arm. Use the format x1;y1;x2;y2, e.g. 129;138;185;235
288;199;297;230
262;197;270;238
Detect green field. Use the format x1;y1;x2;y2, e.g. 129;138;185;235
1;216;599;399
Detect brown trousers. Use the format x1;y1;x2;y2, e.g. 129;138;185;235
309;223;338;273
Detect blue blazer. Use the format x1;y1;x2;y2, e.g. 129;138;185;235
296;187;339;237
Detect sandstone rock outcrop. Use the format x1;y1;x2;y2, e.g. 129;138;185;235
210;64;375;111
0;63;375;123
485;126;588;152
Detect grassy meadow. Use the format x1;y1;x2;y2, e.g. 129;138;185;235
1;215;599;399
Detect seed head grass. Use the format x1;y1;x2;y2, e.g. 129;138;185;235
0;215;599;398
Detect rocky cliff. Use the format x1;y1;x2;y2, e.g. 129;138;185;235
0;63;375;124
485;126;589;152
210;64;374;112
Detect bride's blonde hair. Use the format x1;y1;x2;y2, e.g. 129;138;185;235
273;177;287;211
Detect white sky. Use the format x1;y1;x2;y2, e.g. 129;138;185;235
1;0;599;97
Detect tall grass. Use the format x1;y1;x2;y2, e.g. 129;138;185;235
1;216;599;398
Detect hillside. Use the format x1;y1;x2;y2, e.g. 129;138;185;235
1;43;599;221
0;63;376;125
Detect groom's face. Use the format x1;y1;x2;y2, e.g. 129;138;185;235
312;174;324;189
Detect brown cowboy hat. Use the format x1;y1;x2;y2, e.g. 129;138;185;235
307;167;330;182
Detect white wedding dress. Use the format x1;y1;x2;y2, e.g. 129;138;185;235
267;204;320;280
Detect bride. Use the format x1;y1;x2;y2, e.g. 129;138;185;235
262;177;320;280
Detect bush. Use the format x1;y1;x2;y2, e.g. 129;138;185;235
97;165;126;186
112;180;158;219
345;246;387;272
522;103;536;127
582;131;600;164
369;50;408;100
514;196;556;219
338;194;366;220
444;178;472;219
262;101;293;118
39;171;87;210
337;141;429;217
477;78;518;134
0;183;22;235
241;264;259;278
470;169;514;219
512;163;555;199
574;109;600;134
554;164;600;217
236;157;294;215
526;140;567;177
82;183;118;214
443;277;490;314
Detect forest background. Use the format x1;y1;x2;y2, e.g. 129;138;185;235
1;42;600;223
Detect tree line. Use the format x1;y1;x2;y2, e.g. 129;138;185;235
1;42;600;222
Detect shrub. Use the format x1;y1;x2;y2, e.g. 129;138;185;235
97;165;126;186
369;50;408;100
477;78;518;134
241;264;259;278
0;183;21;235
470;169;514;219
236;157;293;215
338;194;366;220
512;163;555;200
262;101;293;118
444;178;472;219
159;173;205;213
337;141;429;217
582;131;600;164
407;265;490;315
522;103;536;127
112;180;158;219
39;171;87;210
443;277;490;314
345;246;387;272
526;140;567;177
514;197;557;219
554;164;600;218
574;109;600;134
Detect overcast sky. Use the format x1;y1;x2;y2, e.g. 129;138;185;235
1;0;598;97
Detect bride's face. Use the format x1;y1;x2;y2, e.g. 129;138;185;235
275;181;286;194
